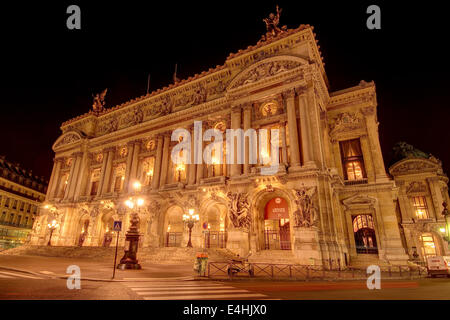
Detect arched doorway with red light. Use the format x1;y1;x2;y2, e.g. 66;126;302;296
264;197;291;250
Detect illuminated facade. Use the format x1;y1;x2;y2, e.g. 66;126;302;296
30;23;449;267
0;156;47;250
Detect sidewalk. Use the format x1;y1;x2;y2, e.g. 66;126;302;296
0;255;195;282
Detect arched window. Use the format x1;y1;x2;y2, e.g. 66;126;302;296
352;214;378;254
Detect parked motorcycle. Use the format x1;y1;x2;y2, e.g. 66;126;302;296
227;252;254;277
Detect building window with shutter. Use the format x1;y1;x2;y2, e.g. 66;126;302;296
339;139;366;181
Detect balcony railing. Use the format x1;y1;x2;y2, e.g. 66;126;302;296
0;221;32;229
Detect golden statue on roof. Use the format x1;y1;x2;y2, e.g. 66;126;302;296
262;5;287;40
92;88;108;113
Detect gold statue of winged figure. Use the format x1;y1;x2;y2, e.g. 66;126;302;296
92;88;108;113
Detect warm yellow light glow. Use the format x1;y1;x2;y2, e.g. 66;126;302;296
146;169;153;176
48;219;59;229
133;181;141;190
44;205;49;209
121;176;125;180
125;199;134;209
137;198;144;207
440;227;446;233
188;208;194;215
176;164;185;172
212;157;219;165
167;224;171;232
105;227;109;233
202;188;206;192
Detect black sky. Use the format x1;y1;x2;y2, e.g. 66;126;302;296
0;1;449;180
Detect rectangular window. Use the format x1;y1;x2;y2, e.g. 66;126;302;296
90;181;99;196
340;139;366;181
4;198;9;207
412;196;429;220
114;176;124;192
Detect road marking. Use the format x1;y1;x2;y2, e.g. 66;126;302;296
40;271;54;274
0;274;14;279
123;280;270;300
143;293;267;300
0;271;42;280
136;289;251;295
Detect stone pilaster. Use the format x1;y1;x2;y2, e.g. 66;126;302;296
243;104;252;175
284;89;301;168
47;158;63;200
159;133;171;188
230;105;242;176
123;141;135;193
361;106;389;182
152;134;164;190
100;147;115;195
66;152;83;200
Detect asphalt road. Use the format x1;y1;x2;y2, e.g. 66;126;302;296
1;271;450;300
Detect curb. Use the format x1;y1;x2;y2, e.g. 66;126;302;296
0;266;195;282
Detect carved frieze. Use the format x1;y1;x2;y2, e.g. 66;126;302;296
328;112;364;138
231;60;302;89
406;181;428;195
390;159;438;176
54;132;81;149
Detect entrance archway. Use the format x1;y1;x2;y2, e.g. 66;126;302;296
76;215;90;247
203;203;227;248
164;206;184;247
264;197;291;250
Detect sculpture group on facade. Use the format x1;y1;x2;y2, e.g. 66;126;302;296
293;187;318;228
262;5;287;40
92;89;108;113
226;192;251;231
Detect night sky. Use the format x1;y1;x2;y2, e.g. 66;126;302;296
0;1;448;180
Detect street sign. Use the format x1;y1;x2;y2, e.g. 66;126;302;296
113;221;122;232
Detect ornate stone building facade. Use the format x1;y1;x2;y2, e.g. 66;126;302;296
30;23;449;267
0;156;47;250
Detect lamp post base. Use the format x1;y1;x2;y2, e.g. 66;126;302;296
117;230;141;270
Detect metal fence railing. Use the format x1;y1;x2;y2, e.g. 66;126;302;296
207;261;427;280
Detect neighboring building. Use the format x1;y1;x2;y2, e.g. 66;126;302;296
30;18;449;268
0;156;47;250
389;143;450;264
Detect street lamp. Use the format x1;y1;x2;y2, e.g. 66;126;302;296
211;157;219;176
183;208;199;247
442;202;450;242
47;219;59;246
117;182;144;270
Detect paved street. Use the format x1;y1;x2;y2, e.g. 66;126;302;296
1;269;450;300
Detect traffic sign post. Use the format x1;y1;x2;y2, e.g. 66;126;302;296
112;221;122;279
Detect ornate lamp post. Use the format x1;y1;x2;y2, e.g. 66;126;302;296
47;219;59;246
117;182;145;270
183;208;199;247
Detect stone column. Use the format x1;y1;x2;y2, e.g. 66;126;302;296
305;84;324;166
361;106;389;181
187;126;197;185
123;141;135;193
96;149;109;197
48;158;62;200
100;148;115;195
152;135;164;190
230;106;242;176
64;156;78;200
196;123;204;183
279;121;288;165
159;133;171;188
243;104;252;175
284;89;301;168
67;152;83;200
428;177;445;220
129;140;141;188
74;152;90;200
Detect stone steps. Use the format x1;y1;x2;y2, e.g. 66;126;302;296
0;245;237;264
